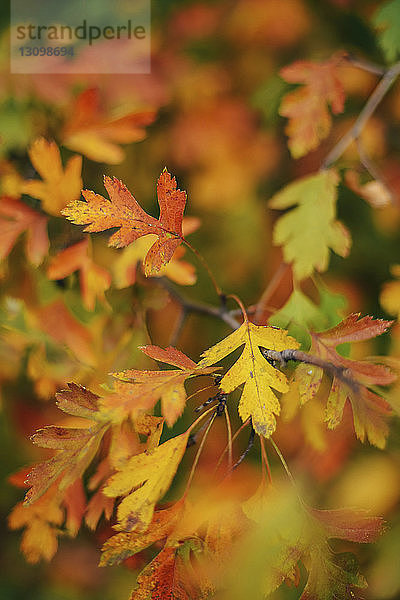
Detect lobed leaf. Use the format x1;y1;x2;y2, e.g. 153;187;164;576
269;170;350;281
199;320;299;437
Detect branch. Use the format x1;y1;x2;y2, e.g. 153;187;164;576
343;53;386;76
261;348;360;394
321;61;400;170
159;279;241;330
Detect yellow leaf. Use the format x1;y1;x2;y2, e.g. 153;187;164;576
198;320;299;437
22;138;82;216
269;170;351;281
103;429;190;532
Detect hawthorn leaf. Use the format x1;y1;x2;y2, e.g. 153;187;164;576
62;169;187;276
113;236;196;288
295;313;395;447
100;500;185;566
345;170;392;208
103;429;190;532
310;507;384;544
130;539;209;600
8;483;64;564
373;0;400;63
269;170;351;281
47;239;111;311
24;384;109;504
36;299;96;366
198;319;299;437
0;196;49;266
106;345;216;427
62;88;156;164
21;138;83;216
301;549;367;600
279;56;345;158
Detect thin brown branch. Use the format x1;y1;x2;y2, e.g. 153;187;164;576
159;278;240;330
261;348;360;394
321;61;400;170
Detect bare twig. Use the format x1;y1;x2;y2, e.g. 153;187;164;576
343;53;386;76
321;61;400;170
159;279;240;330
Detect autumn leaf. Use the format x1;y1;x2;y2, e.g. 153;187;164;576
63;169;188;276
22;138;82;216
269;286;346;347
9;482;64;564
345;170;393;208
0;196;49;266
198;319;299;437
279;56;345;158
47;239;111;311
294;313;395;447
9;477;87;564
130;538;210;600
35;299;96;366
373;0;400;63
103;345;216;426
103;428;190;532
24;383;109;504
100;500;185;566
269;170;351;281
113;236;197;288
62;88;156;164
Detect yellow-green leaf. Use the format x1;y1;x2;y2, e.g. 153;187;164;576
269;170;350;281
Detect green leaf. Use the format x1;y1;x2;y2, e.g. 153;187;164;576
373;0;400;63
269;170;351;281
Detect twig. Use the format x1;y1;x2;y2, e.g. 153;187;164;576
232;425;255;471
159;279;240;330
261;348;360;394
321;61;400;170
343;53;386;76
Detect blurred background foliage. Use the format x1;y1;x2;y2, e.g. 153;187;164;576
2;0;400;598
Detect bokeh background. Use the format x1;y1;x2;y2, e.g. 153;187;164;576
1;0;400;599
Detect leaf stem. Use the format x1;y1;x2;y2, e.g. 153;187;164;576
260;435;272;483
182;238;223;298
224;405;233;473
184;413;216;494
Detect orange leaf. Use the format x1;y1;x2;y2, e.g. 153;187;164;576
9;483;64;564
63;169;187;276
62;88;156;164
106;345;216;426
131;539;208;600
280;56;345;158
0;196;49;265
295;313;395;447
100;500;185;566
47;239;111;311
24;383;109;504
36;299;96;366
22;138;83;216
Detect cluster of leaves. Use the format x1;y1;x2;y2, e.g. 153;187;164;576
3;1;400;599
